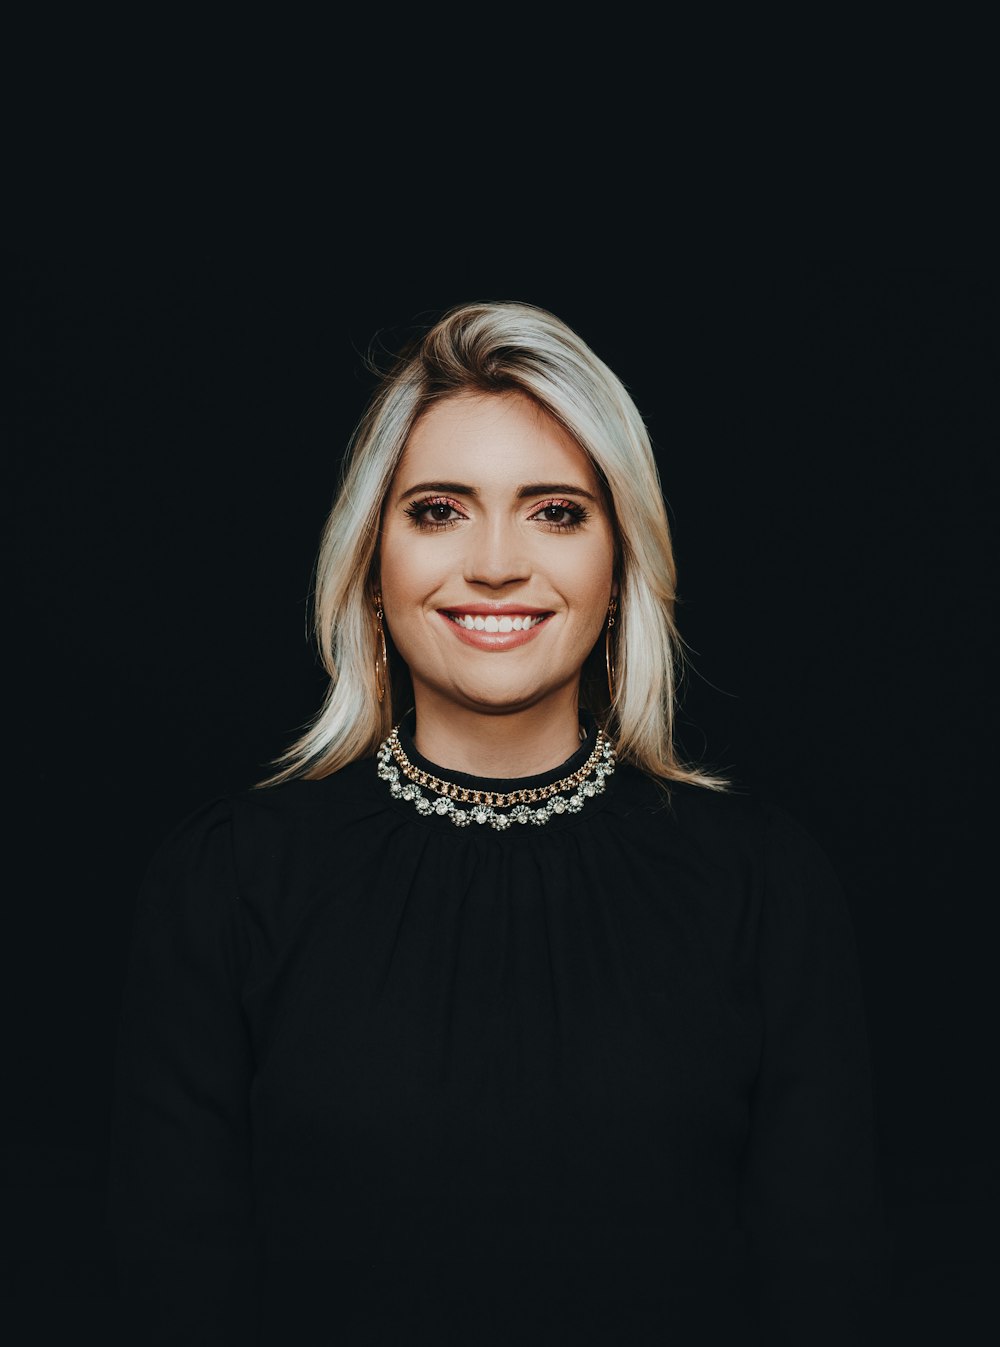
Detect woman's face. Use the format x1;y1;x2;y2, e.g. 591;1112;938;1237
379;391;618;719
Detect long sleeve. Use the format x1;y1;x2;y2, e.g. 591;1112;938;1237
739;802;888;1344
107;798;262;1346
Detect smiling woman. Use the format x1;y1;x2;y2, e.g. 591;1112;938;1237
109;302;886;1345
258;300;730;795
378;391;619;779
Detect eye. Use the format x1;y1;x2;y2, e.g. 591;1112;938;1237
530;500;590;531
402;496;590;532
403;497;466;529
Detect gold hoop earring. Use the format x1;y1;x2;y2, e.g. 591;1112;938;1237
605;597;617;703
373;593;388;704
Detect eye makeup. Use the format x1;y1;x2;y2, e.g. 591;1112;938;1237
403;495;591;533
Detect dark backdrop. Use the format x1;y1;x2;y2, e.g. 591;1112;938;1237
6;257;996;1341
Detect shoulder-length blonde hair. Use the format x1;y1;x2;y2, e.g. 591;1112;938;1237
258;301;732;796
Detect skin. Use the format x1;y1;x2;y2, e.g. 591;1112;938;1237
378;390;618;779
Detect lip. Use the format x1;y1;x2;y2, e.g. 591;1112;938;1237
438;604;553;616
437;610;554;651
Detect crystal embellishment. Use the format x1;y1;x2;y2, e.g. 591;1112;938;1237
375;721;617;831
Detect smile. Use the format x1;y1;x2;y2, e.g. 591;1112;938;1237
437;610;554;650
445;613;549;632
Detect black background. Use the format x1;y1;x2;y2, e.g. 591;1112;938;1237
6;256;997;1341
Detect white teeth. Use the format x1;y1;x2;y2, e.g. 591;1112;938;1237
447;613;547;631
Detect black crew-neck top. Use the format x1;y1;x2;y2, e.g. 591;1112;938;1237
108;712;886;1345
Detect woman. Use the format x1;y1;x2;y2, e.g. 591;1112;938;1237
108;302;885;1344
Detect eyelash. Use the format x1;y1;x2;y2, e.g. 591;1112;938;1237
403;496;591;532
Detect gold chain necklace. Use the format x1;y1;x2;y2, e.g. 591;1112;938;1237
376;724;617;830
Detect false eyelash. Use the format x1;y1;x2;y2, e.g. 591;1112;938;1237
403;497;591;532
534;501;591;530
404;495;466;525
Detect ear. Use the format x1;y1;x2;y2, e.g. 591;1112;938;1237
611;577;620;600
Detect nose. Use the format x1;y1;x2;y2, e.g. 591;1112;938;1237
462;516;531;588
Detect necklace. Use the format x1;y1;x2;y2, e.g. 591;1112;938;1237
376;722;617;830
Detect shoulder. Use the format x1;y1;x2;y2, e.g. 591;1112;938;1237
652;780;860;975
223;756;386;908
142;755;379;895
225;754;380;842
140;795;236;890
757;796;857;950
128;797;243;941
613;766;846;894
611;762;770;858
666;784;860;959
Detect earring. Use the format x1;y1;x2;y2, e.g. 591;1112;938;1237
373;593;388;704
605;597;617;702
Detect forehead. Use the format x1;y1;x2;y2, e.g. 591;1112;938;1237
396;391;599;486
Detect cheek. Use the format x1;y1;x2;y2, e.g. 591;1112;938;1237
568;537;615;598
379;526;447;621
381;525;420;590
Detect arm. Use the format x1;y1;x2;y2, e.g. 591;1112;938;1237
107;798;262;1346
740;802;888;1344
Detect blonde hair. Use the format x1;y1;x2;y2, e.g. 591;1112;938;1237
258;301;732;798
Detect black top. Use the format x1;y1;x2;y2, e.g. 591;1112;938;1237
108;709;886;1345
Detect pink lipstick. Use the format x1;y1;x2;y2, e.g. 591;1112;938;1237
437;609;554;651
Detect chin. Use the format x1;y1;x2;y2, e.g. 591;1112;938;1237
439;682;556;713
458;684;576;716
457;686;544;706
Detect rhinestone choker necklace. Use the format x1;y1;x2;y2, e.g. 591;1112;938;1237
376;722;617;830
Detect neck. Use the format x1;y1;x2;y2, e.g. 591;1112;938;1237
409;686;585;779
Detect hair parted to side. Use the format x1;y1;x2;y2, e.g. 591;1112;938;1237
257;300;732;798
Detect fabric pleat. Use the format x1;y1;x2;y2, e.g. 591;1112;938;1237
108;708;887;1344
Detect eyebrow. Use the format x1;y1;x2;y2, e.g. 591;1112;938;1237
397;481;599;505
